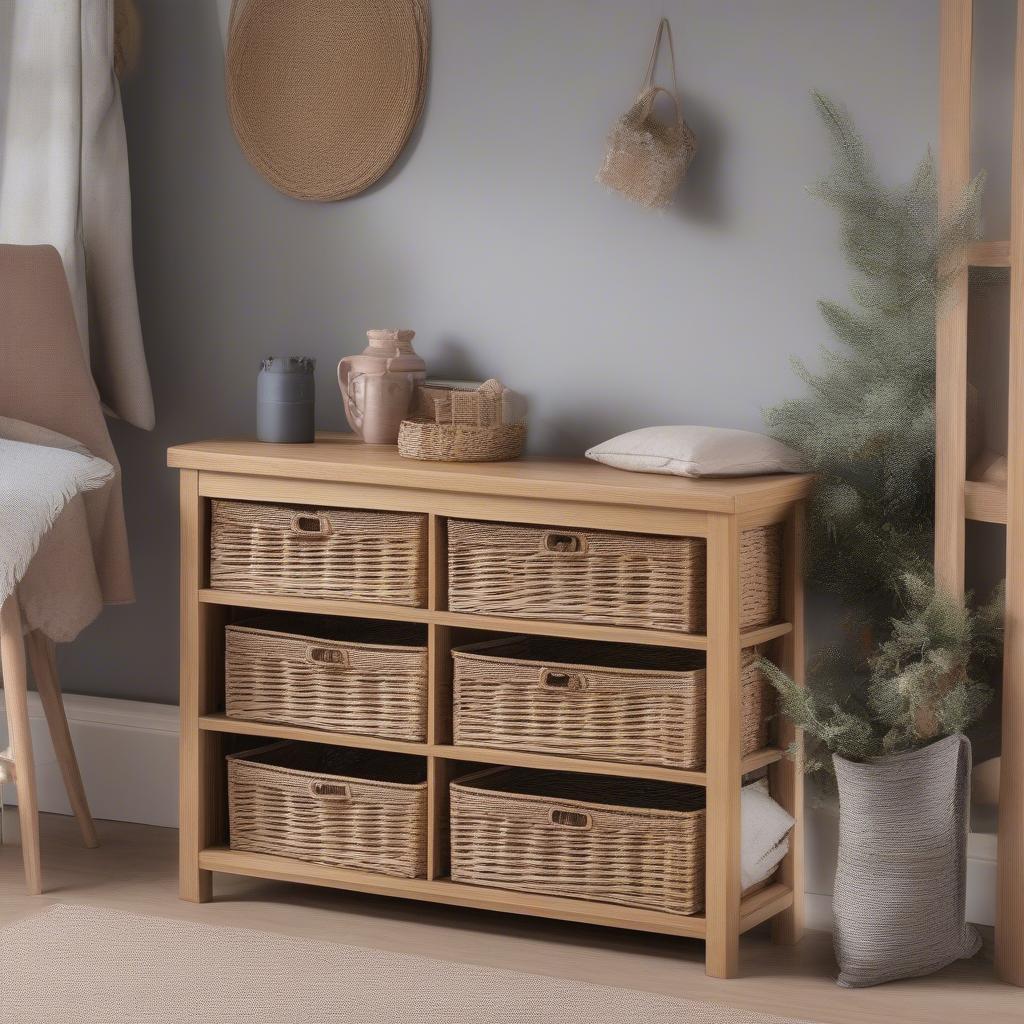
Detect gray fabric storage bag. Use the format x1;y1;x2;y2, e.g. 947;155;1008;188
832;734;981;987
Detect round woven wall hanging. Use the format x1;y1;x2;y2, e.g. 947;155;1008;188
226;0;430;201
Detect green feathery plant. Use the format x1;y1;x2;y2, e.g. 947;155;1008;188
762;92;1002;769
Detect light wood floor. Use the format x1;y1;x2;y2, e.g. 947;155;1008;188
0;813;1020;1024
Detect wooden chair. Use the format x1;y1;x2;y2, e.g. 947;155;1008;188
1;588;98;894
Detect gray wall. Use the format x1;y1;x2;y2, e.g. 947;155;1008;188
64;0;990;714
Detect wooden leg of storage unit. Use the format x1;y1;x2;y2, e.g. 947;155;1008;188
704;514;742;979
771;503;805;945
179;470;222;903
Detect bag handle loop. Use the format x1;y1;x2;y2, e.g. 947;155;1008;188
642;18;680;98
636;85;680;123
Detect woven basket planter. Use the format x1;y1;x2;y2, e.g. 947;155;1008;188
227;742;428;878
447;520;782;633
398;419;526;462
210;500;428;606
226;614;428;742
450;767;706;915
452;637;772;770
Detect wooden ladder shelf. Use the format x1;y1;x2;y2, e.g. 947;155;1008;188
936;0;1024;986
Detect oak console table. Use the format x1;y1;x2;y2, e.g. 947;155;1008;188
168;435;811;978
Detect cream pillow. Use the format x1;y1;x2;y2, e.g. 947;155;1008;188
585;426;805;478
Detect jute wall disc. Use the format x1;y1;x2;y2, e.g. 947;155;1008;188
226;0;430;201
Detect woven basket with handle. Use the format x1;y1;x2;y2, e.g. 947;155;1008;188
228;741;428;878
450;767;706;915
225;614;429;741
447;519;782;633
209;499;428;607
452;636;772;770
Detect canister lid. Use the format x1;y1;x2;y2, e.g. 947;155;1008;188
261;356;316;374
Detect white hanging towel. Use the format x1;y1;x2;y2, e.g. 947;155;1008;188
0;0;154;430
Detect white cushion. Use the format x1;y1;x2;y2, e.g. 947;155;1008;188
585;426;805;478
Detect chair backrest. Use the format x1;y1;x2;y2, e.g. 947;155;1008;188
0;243;133;603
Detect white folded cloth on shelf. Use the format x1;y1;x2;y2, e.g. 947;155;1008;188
741;779;796;890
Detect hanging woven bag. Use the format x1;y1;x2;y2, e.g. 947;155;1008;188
597;18;697;209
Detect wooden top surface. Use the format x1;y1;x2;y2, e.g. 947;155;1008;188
167;434;813;513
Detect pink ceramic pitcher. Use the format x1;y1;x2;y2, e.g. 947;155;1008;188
337;330;426;445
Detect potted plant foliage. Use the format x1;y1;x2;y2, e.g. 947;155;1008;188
762;93;1002;988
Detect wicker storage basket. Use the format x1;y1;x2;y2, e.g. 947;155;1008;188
452;637;772;770
447;520;782;633
227;742;428;878
397;419;526;462
210;500;428;606
450;767;706;915
226;614;428;741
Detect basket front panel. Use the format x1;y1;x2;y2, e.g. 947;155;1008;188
449;785;705;915
226;627;428;741
210;500;428;607
227;759;427;878
447;519;706;632
453;651;705;769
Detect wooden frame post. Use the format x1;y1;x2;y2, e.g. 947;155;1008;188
179;469;218;903
704;512;742;978
997;0;1024;986
935;0;973;595
770;503;805;944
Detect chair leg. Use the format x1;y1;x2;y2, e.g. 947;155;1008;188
0;593;42;894
27;632;99;849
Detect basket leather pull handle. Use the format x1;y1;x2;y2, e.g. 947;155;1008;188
290;512;332;538
307;646;350;668
541;531;585;554
549;808;592;830
310;780;351;801
540;668;586;692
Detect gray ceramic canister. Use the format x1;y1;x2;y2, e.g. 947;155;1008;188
257;356;316;443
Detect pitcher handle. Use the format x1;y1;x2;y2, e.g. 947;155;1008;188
337;356;364;434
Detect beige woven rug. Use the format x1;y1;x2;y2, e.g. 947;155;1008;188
0;904;814;1023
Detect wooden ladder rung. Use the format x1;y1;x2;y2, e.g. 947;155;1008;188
968;240;1012;267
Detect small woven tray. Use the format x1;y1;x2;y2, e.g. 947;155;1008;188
398;419;525;462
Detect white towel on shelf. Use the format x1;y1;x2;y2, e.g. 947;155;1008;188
741;779;796;890
0;435;114;641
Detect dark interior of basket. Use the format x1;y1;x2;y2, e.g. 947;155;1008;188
456;635;704;673
237;742;427;785
232;612;426;648
458;767;706;812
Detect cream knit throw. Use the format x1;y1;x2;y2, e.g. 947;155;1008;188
0;438;114;617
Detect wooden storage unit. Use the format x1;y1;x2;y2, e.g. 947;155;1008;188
169;434;811;979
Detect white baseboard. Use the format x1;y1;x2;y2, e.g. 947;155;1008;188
0;695;999;927
0;693;178;829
